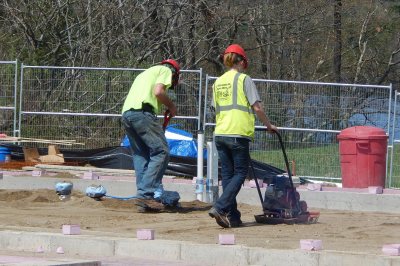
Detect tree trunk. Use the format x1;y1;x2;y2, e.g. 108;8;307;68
333;0;342;83
332;0;342;130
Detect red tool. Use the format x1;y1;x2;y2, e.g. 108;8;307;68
162;110;172;132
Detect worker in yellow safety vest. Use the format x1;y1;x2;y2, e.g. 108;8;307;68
209;44;278;228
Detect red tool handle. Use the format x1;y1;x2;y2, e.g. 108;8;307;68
162;110;172;132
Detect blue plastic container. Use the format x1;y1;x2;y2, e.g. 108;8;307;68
0;147;11;162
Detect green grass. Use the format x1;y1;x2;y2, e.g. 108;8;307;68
251;143;400;188
251;144;341;178
389;146;400;188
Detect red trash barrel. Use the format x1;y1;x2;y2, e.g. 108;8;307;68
337;126;388;188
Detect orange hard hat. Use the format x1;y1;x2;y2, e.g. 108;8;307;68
161;59;180;86
223;44;248;68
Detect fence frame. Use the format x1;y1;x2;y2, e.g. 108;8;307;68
203;75;393;184
389;90;400;188
0;60;18;137
18;64;203;145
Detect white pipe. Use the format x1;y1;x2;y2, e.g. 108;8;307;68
206;140;219;203
196;131;204;201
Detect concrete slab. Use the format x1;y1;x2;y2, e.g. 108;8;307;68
295;189;400;213
0;251;200;266
0;254;100;266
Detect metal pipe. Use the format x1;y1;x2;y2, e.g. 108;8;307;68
207;75;392;89
206;139;219;204
196;131;204;201
13;59;18;137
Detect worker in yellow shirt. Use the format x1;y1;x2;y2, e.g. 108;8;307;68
121;59;180;210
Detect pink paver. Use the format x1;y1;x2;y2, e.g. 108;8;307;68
247;179;263;188
300;239;323;251
62;224;81;235
32;170;46;177
307;183;322;191
83;172;99;180
137;229;155;240
218;234;235;245
382;244;400;256
368;186;383;194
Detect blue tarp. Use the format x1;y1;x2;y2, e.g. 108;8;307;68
121;125;206;159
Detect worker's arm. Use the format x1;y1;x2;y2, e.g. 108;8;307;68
243;76;277;133
154;83;177;117
252;101;278;133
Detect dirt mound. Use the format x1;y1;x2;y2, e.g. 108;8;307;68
0;189;67;202
0;189;212;213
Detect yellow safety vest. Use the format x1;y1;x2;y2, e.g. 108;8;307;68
213;70;255;138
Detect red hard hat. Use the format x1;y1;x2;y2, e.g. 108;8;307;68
161;59;180;74
161;59;180;87
223;44;248;68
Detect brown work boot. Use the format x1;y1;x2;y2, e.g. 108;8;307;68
135;198;164;212
208;207;230;228
136;206;147;213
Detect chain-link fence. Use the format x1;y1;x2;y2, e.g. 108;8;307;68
204;76;392;184
1;63;398;187
18;65;202;149
389;91;400;188
0;61;18;137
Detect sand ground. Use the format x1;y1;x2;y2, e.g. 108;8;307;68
0;188;399;255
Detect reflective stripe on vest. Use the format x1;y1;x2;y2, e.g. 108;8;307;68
215;72;252;114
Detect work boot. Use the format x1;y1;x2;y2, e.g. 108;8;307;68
135;198;164;212
208;207;230;228
136;206;147;213
229;219;243;228
228;211;242;228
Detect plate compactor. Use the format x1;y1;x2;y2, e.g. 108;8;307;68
252;131;320;225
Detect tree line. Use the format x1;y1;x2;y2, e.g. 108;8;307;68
0;0;399;87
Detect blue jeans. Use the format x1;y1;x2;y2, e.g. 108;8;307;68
214;136;250;222
122;110;169;199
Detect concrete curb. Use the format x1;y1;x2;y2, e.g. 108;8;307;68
0;257;100;266
0;230;399;266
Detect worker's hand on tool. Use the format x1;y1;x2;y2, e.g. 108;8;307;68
168;105;177;117
266;124;278;134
